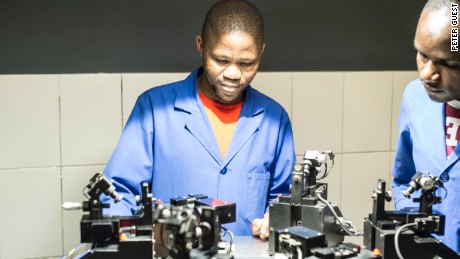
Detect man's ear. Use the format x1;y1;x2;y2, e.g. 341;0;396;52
196;35;204;56
261;42;266;55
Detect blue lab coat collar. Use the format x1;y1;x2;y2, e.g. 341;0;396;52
174;67;265;166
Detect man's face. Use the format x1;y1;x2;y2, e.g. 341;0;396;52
196;32;265;104
415;9;460;103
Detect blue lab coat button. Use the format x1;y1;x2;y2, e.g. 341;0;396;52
440;171;449;182
220;168;227;175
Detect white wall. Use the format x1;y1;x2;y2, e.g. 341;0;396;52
0;71;418;258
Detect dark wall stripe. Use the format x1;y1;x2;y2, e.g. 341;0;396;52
0;0;425;74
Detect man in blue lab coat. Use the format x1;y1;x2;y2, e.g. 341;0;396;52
101;0;295;238
392;0;460;252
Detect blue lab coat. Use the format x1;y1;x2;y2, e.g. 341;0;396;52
392;79;460;252
102;68;295;236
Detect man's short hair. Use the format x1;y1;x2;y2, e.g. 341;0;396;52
201;0;264;46
424;0;460;13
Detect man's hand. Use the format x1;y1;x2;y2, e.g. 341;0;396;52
251;212;269;240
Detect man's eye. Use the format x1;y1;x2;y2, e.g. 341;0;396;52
418;52;429;62
216;59;228;64
240;62;254;67
445;61;460;68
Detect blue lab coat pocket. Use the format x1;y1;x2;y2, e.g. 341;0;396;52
244;171;270;224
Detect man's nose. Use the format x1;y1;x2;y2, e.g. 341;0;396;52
223;65;242;81
419;60;440;82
